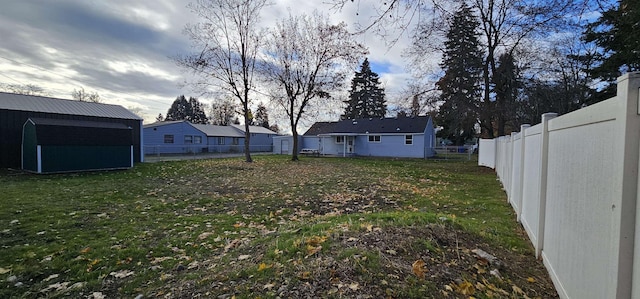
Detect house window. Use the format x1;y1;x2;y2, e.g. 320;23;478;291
164;134;174;144
194;136;202;144
405;135;413;145
368;135;381;142
232;138;240;145
336;136;344;144
184;135;193;144
218;137;225;145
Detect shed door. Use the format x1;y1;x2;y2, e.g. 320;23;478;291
281;139;289;154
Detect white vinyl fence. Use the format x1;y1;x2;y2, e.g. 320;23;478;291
479;72;640;299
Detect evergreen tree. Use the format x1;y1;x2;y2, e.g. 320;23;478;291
493;53;520;136
188;97;209;124
583;0;640;101
342;58;386;119
253;103;270;128
166;95;190;121
165;95;208;124
436;3;483;145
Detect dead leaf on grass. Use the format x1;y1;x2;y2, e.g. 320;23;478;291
109;270;135;279
306;245;322;257
257;263;272;271
412;259;427;279
456;280;475;296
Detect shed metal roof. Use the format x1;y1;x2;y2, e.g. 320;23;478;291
0;92;142;120
27;118;132;129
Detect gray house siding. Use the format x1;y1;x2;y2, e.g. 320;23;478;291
249;132;275;152
144;122;207;155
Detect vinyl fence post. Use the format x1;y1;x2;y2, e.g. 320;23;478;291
536;112;557;258
614;72;640;298
516;124;530;222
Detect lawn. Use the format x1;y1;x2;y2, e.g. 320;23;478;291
0;155;557;298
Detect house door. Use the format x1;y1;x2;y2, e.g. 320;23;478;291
281;139;289;154
346;136;354;154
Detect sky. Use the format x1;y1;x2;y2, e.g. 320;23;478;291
0;0;431;131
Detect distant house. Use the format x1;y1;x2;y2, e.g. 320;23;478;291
143;121;277;155
231;124;278;152
277;116;436;158
0;92;142;170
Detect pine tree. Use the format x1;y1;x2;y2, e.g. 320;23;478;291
342;58;386;119
583;0;640;101
165;95;208;124
166;95;190;121
493;53;520;136
188;97;209;124
253;103;270;128
436;3;483;145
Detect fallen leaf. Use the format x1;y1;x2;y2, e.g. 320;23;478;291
306;245;322;257
198;232;214;240
0;267;10;274
92;292;106;299
109;270;135;279
456;280;475;296
349;282;360;291
527;277;536;283
80;247;91;254
238;254;251;261
512;285;524;294
257;263;272;271
263;283;275;290
412;259;427;279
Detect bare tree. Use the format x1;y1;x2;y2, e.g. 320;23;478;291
1;83;50;96
178;0;267;162
209;98;239;125
71;87;101;103
261;12;366;161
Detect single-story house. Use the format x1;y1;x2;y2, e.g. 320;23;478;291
231;124;278;152
275;115;436;158
0;92;142;170
143;121;277;155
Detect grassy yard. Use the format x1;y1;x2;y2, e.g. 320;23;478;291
0;155;557;298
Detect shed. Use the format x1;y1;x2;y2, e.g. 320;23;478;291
0;92;143;169
22;118;133;173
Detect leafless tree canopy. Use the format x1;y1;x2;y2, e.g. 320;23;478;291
1;83;50;96
261;11;367;160
71;87;101;103
178;0;268;162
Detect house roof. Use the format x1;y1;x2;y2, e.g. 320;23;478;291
231;124;277;134
190;123;245;137
304;121;338;136
143;120;184;128
0;92;142;120
304;116;432;135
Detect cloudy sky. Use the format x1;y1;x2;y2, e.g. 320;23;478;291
0;0;432;129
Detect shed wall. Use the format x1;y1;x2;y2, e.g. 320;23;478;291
0;109;141;169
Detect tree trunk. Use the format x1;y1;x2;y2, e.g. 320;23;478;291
291;119;299;161
243;103;253;163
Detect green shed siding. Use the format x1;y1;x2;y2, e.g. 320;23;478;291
40;145;132;173
22;118;133;173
